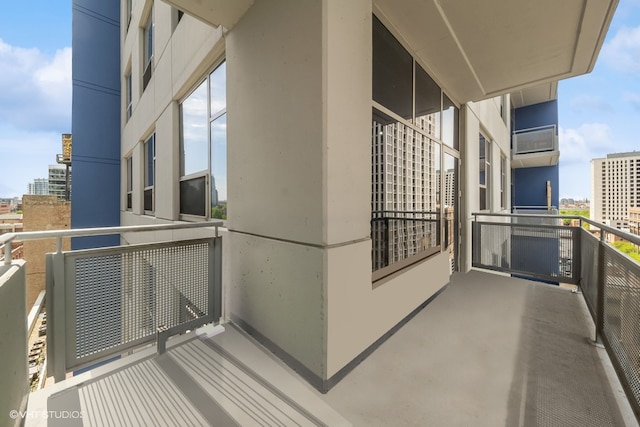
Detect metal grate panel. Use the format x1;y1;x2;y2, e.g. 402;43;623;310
602;246;640;410
580;230;599;319
69;239;212;363
473;220;577;284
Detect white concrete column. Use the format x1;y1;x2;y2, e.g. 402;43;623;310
226;0;372;382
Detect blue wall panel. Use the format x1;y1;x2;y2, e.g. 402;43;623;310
513;166;560;208
512;100;560;209
71;0;120;249
514;100;558;132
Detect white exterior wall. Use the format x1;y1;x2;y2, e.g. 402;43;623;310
461;97;511;272
120;0;224;224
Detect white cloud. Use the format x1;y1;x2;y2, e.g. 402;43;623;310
601;26;640;73
0;38;71;197
559;123;613;165
0;38;71;132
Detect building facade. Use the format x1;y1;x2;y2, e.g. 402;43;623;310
27;179;49;196
591;152;640;230
71;0;617;391
48;165;72;200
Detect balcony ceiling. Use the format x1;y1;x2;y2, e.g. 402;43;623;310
374;0;618;105
161;0;254;29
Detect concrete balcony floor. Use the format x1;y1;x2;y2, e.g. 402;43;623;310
27;270;638;426
316;270;637;426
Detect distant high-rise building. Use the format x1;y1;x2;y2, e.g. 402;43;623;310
48;165;72;200
28;179;49;196
591;152;640;229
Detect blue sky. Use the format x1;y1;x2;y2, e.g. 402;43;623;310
0;2;71;198
558;0;640;199
0;2;638;200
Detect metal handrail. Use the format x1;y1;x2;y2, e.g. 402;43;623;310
1;221;222;265
472;212;640;247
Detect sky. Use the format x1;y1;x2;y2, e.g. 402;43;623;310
0;2;638;200
0;2;71;198
558;0;640;200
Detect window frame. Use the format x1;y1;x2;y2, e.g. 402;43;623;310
500;153;507;210
479;133;491;211
178;59;227;221
371;14;462;283
142;7;154;92
126;155;133;211
143;133;155;214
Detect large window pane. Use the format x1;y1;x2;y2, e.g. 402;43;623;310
210;114;227;219
414;64;441;139
210;62;226;117
442;95;459;149
180;80;208;176
180;176;206;216
371;109;439;275
372;16;412;119
444;153;458;271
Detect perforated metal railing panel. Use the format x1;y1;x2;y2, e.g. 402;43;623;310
602;246;640;411
472;221;578;284
580;230;599;319
68;239;213;364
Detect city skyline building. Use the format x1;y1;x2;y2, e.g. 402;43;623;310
591;151;640;230
27;178;48;196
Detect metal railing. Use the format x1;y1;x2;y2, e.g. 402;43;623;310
1;222;223;382
472;213;578;284
472;213;640;420
371;211;440;280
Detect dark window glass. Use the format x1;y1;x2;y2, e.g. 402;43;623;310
144;189;153;212
372;15;412;119
180;176;206;216
414;64;441;138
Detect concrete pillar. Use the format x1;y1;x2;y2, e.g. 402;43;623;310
226;0;371;385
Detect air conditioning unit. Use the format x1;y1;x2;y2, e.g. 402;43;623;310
513;125;556;155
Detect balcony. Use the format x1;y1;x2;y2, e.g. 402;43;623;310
511;125;560;169
2;215;640;426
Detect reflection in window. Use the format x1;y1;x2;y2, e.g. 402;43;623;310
444;153;458;272
414;64;440;139
179;61;226;219
180;80;208;176
371;109;440;275
479;133;491;211
372;15;412;120
442;95;459;149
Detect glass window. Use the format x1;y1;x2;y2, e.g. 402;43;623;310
142;9;154;91
371;109;440;276
414;64;441;139
442;95;459;149
500;153;507;209
180;80;208;176
180;176;206;216
372;15;412;120
144;134;155;213
126;72;132;120
126;156;133;210
479;134;491;211
210;114;227;219
179;61;227;219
